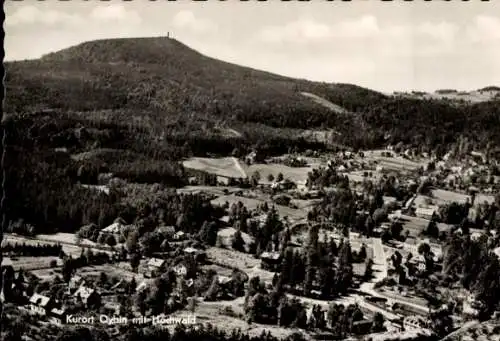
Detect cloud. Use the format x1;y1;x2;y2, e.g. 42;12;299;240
90;4;142;25
5;5;83;27
257;16;458;47
465;15;500;43
172;10;218;35
6;4;141;28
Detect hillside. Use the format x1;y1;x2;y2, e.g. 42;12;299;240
5;36;500;152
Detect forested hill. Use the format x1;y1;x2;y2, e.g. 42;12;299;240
5;36;500;150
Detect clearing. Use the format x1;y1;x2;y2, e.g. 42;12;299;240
183;157;248;179
300;92;348;114
211;194;309;221
242;163;315;186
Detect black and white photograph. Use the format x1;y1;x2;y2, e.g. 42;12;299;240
2;1;500;340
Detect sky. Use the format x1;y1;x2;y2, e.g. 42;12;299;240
5;0;500;93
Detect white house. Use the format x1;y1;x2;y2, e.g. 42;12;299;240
29;293;52;316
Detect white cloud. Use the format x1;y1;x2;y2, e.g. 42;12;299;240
90;4;142;25
172;10;218;35
6;4;141;28
465;15;500;43
5;5;83;27
257;16;458;47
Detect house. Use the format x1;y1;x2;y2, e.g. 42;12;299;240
49;308;66;325
29;293;53;316
415;207;435;220
245;151;257;165
260;251;282;271
408;255;426;272
173;264;187;277
403;315;430;330
217;175;231;186
145;258;166;278
351;320;373;335
155;225;176;239
217;275;234;287
68;275;85;293
219;215;231;227
74;285;101;309
99;218;128;244
173;231;186;241
184;247;206;261
494;247;500;260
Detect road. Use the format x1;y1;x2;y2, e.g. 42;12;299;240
439;320;480;341
361;237;429;316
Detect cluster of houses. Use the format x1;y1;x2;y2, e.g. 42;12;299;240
25;276;101;325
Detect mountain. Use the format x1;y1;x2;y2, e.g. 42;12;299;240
5;36;500;152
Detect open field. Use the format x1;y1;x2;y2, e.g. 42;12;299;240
169;297;301;339
30;267;63;281
398;214;453;237
76;262;149;282
177;186;242;196
430;189;470;205
211;195;309;221
3;256;62;271
217;227;255;248
4;234;84;257
346;170;386;184
242;163;314;185
360;150;427;171
206;247;275;284
183;157;247;179
36;233;99;247
200;264;236;278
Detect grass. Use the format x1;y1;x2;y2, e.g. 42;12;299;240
217;227;255;248
398;214;453;238
242;162;316;185
183;157;247;179
360;150;427;171
4;256;61;271
210;194;309;221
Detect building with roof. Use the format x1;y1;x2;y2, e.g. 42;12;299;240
145;258;166;278
415;207;436;220
183;247;206;261
29;293;53;316
260;251;282;271
50;308;67;325
74;285;101;309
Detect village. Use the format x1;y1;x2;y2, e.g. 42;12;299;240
2;143;500;341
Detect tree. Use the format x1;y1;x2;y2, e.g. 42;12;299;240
232;230;245;252
358;244;367;261
418;242;431;255
251;171;261;187
390;221;403;241
277;172;284;182
62;259;74;283
126;231;139;253
381;230;391;244
130;253;141;273
204;276;221;301
424;219;439;239
198;221;218;246
371;312;385;333
267;174;275;182
105;234;116;247
364;258;374;280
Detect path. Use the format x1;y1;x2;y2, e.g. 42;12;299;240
232;157;248;179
